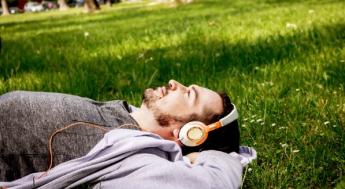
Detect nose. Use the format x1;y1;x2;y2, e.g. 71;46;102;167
168;79;187;91
189;84;198;90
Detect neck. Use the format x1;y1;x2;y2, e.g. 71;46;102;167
130;105;159;132
130;105;182;142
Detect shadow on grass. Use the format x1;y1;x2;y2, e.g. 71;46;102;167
1;22;344;94
323;59;345;88
111;22;345;84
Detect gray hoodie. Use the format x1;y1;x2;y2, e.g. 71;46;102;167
0;91;140;180
0;129;243;189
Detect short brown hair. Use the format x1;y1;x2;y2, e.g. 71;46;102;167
181;92;240;154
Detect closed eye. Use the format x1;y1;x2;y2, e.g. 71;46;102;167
191;86;198;104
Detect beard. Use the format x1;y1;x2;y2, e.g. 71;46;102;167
142;88;160;109
141;86;191;127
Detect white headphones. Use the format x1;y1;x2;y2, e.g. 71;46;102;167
178;104;239;147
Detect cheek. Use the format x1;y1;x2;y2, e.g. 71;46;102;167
158;95;188;112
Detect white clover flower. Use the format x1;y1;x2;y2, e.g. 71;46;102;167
279;127;287;130
296;88;300;92
248;168;253;172
292;149;300;153
84;32;89;37
138;53;144;58
280;143;288;148
333;125;337;128
215;53;220;57
260;122;265;126
243;118;248;121
286;22;297;29
250;119;255;123
256;119;263;123
308;10;315;14
208;21;216;26
271;123;276;127
242;124;247;128
340;60;345;63
324;121;330;125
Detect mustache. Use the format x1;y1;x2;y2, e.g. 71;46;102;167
157;84;171;91
141;84;171;101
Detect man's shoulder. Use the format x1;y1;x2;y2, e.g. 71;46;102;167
101;100;134;112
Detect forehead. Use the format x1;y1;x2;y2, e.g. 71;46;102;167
197;86;223;116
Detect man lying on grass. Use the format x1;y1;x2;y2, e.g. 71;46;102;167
0;80;256;189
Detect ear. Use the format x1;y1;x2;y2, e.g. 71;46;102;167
172;128;183;146
173;128;179;139
169;121;182;136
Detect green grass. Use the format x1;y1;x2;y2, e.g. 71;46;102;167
1;0;345;188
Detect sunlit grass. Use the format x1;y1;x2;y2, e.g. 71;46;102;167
1;0;345;187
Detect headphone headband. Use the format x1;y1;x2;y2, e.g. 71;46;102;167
219;103;238;126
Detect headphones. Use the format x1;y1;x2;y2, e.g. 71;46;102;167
178;104;239;147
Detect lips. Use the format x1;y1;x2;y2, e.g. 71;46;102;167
159;87;163;97
158;86;168;98
154;87;163;98
153;86;169;99
162;86;167;96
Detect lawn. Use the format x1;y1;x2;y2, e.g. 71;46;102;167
1;0;345;188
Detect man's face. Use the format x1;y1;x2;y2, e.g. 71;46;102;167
141;79;223;140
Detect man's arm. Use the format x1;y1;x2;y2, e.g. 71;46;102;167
148;150;243;189
94;150;243;189
180;150;243;189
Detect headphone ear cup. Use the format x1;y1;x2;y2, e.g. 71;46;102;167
179;121;208;147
